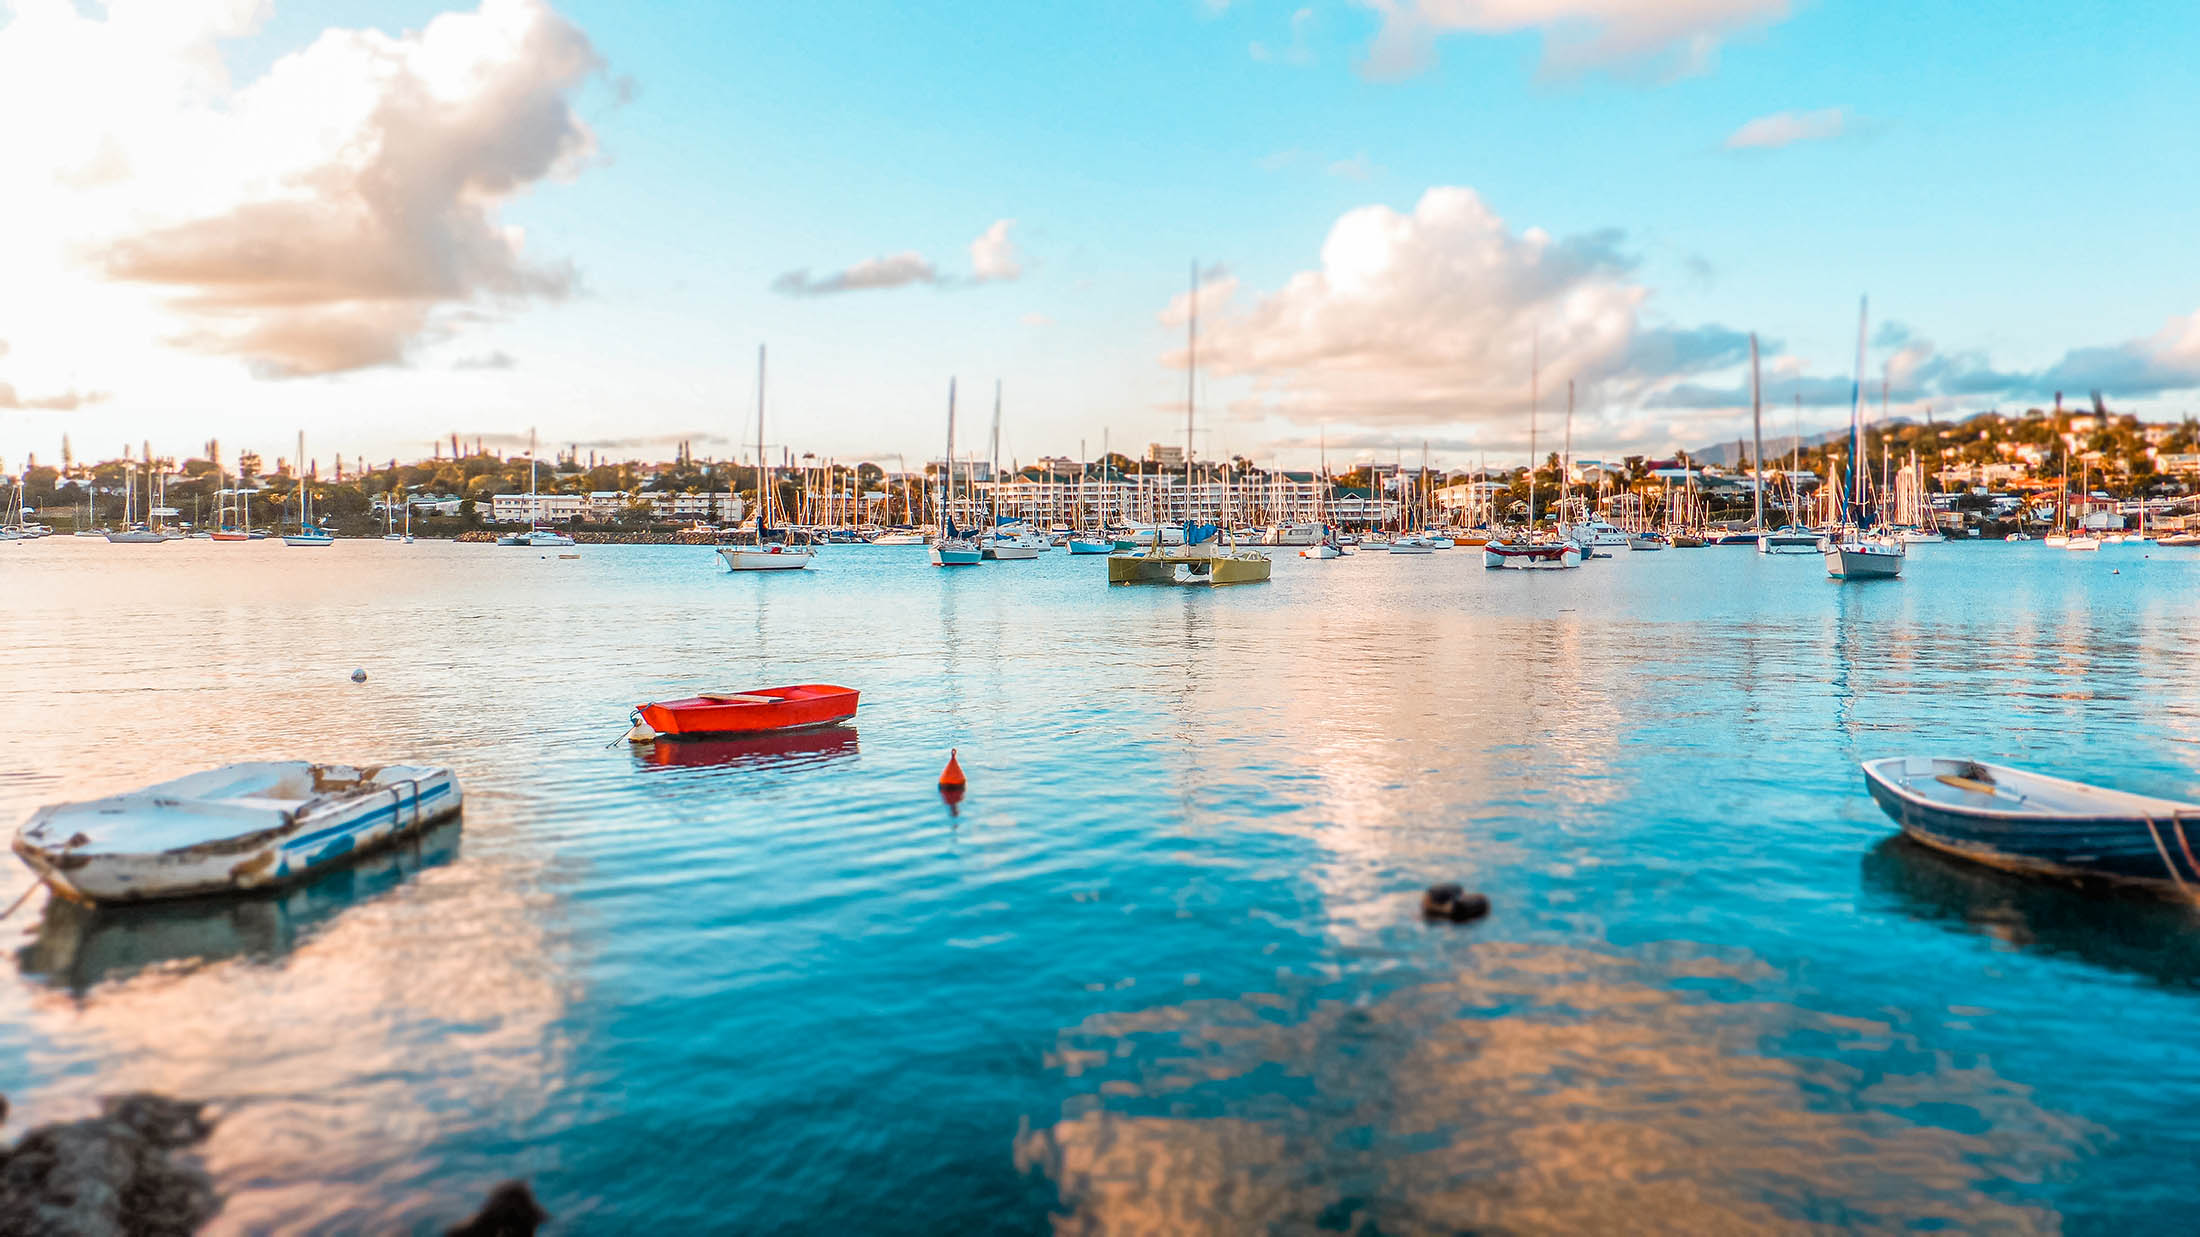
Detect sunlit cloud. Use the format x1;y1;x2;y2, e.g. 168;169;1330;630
1358;0;1793;82
773;220;1026;297
0;0;606;380
1726;107;1849;150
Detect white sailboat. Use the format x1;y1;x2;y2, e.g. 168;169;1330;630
282;433;336;546
1824;299;1903;580
1485;340;1581;570
720;345;815;571
106;459;166;543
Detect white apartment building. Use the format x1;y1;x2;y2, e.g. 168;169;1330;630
644;491;743;522
489;493;587;524
974;472;1332;524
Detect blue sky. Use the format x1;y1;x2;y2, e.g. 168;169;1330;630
1;0;2196;473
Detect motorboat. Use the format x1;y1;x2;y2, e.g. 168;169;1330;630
1299;542;1343;559
2063;534;2101;552
1862;756;2200;896
2157;532;2200;547
633;684;858;739
1387;534;1436;555
1482;539;1582;570
869;529;929;546
14;761;461;905
2006;531;2034;542
1824;531;1903;579
1261;522;1325;547
1756;527;1821;555
1627;531;1670;552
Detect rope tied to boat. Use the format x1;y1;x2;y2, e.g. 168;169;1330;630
2142;813;2196;898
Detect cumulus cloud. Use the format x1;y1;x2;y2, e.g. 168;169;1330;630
454;350;517;370
2;0;605;379
1250;7;1316;65
1358;0;1792;81
771;253;941;297
1161;187;1753;445
774;219;1024;297
1726;107;1848;150
970;219;1023;283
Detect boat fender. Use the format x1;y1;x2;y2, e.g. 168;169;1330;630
1421;883;1489;923
351;668;367;683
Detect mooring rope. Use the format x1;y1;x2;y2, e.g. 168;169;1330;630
2143;815;2192;895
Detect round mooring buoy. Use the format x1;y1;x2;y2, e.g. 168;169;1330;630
351;668;368;683
1421;883;1489;923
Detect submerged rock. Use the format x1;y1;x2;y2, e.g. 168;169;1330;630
1421;883;1490;923
0;1092;218;1236
446;1180;549;1236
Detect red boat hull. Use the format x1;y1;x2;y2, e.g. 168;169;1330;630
638;684;858;738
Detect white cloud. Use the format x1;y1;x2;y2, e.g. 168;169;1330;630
772;253;940;297
1162;187;1751;448
1326;153;1382;181
0;0;605;379
775;219;1023;296
1725;107;1848;150
1250;7;1316;64
970;219;1023;283
1357;0;1791;81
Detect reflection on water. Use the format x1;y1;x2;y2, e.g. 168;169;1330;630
1022;944;2082;1234
1862;835;2200;989
631;724;860;771
4;540;2200;1229
19;822;462;993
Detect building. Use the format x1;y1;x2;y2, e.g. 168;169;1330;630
1144;443;1185;468
643;490;743;522
489;493;587;524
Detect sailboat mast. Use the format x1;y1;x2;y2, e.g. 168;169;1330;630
756;345;769;529
1750;333;1764;531
945;378;958;530
1562;380;1574;529
1847;297;1868;521
1527;337;1539;531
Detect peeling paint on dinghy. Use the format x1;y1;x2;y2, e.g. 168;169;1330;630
13;761;462;905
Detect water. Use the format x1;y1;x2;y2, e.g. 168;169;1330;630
2;537;2199;1233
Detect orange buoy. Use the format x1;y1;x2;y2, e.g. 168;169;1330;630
938;749;966;789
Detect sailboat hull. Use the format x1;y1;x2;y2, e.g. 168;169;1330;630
1482;542;1581;570
1825;540;1903;578
719;547;814;571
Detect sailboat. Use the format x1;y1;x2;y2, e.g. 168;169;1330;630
283;433;336;546
1823;299;1903;580
1107;261;1271;584
2063;456;2101;551
1300;431;1344;559
927;379;984;566
211;462;250;541
508;430;575;547
978;382;1043;560
107;459;167;543
1485;339;1581;570
720;345;816;571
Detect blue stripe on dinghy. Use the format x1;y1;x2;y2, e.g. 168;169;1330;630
279;782;457;853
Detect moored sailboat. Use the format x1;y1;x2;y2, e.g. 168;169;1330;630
720;345;815;572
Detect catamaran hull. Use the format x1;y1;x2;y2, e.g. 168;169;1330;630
1758;533;1821;555
1107;551;1272;585
983;544;1040;560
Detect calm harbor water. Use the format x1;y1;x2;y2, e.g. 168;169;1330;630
3;537;2199;1232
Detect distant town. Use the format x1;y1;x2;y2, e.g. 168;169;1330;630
6;397;2198;538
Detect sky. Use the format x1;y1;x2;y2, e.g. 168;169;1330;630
2;0;2198;475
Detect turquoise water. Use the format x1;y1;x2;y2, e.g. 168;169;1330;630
2;537;2199;1232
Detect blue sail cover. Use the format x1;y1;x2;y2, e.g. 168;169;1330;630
1185;522;1219;546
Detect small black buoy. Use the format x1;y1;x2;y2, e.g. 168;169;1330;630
1421;883;1490;923
351;668;367;683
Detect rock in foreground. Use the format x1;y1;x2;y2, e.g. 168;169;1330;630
0;1093;217;1236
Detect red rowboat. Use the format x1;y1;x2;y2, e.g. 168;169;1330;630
636;684;858;738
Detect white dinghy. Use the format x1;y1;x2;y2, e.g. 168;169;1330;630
15;762;461;905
